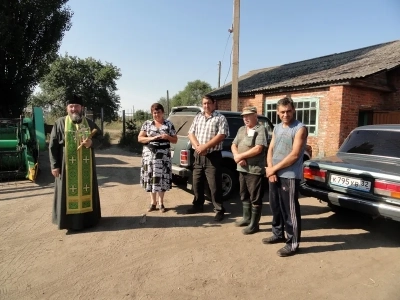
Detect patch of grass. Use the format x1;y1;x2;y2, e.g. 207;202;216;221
104;121;124;130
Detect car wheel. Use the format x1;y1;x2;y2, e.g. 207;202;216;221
221;166;237;200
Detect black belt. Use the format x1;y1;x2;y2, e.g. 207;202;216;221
144;145;170;151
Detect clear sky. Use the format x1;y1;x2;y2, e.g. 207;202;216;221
59;0;400;113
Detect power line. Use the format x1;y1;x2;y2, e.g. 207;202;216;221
221;32;232;63
201;32;232;77
198;31;232;83
223;48;233;85
199;64;215;79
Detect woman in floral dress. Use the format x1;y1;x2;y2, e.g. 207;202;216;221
138;103;177;212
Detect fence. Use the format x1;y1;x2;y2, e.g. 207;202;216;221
121;110;135;139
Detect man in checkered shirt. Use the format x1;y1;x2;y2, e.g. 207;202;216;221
187;95;229;221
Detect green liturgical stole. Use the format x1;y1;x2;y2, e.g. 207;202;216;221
65;116;93;214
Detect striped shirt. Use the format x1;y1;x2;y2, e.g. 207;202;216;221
188;110;229;153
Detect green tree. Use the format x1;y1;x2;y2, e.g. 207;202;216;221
31;54;122;122
158;97;171;115
134;109;151;122
170;80;212;107
170;93;184;107
0;0;73;117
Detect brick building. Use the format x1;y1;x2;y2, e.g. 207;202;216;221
208;40;400;157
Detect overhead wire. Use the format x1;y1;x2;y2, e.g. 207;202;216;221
223;47;233;85
221;32;232;64
200;32;232;83
221;32;232;86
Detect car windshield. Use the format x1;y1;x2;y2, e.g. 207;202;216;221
339;129;400;157
168;115;196;136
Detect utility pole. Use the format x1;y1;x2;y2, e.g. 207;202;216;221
166;90;170;114
231;0;240;112
218;61;221;88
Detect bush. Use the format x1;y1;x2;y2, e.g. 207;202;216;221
119;132;142;153
118;120;142;153
100;132;112;149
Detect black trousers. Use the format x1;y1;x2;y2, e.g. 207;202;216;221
192;151;224;212
269;177;301;251
239;172;264;206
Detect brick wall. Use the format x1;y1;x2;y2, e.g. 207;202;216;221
214;69;400;157
315;86;343;157
340;86;384;146
216;99;231;111
385;68;400;109
216;95;264;112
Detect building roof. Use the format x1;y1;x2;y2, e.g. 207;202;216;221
209;40;400;98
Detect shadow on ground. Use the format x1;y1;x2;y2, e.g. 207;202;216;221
258;202;400;254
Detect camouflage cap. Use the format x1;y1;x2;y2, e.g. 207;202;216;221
241;106;257;115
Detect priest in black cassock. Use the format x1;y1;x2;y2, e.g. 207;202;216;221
49;94;103;231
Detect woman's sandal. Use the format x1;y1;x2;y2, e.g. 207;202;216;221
159;204;166;213
147;204;157;212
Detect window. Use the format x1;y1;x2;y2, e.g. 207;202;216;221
168;115;196;136
226;117;245;138
265;98;319;135
339;130;400;157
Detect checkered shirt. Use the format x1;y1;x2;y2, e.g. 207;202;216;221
188;110;229;153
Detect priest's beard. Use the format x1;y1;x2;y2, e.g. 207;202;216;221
69;112;83;123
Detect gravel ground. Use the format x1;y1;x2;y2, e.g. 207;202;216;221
0;145;399;300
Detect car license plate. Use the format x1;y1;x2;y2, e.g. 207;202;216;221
330;174;371;192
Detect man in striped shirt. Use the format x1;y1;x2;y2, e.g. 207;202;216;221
187;95;229;221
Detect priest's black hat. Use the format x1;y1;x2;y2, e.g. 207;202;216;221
66;94;83;106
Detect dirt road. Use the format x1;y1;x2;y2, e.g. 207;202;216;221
1;146;399;300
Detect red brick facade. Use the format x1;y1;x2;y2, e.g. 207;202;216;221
215;69;400;157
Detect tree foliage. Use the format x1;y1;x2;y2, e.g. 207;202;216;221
0;0;73;117
157;80;212;111
31;54;122;122
158;97;170;114
170;80;212;107
133;109;151;122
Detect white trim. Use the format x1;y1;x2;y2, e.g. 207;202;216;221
265;97;320;136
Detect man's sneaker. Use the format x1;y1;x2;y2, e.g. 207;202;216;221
214;211;224;222
277;244;298;257
186;206;204;214
261;235;286;244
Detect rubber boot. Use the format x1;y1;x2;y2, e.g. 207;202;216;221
242;205;262;235
235;201;251;227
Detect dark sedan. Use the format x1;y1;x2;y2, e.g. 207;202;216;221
300;125;400;222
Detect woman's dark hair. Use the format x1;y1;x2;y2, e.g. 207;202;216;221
150;103;164;113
